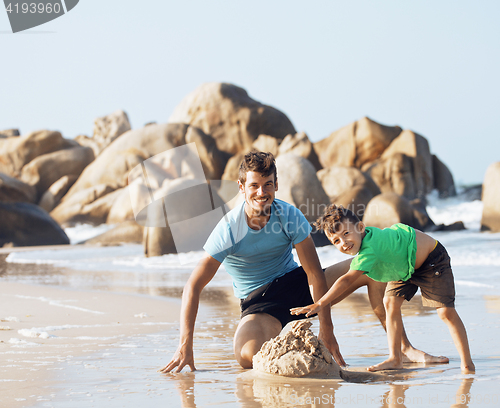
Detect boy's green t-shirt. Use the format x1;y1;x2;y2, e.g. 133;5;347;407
350;223;417;283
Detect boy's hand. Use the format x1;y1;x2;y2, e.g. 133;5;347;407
290;303;322;317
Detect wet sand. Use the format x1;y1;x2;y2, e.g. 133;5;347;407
1;247;500;408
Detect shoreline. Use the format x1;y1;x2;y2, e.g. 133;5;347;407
0;279;182;408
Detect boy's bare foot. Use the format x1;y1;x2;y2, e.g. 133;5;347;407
461;363;475;374
367;358;403;372
402;347;449;364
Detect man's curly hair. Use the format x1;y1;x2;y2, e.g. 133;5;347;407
314;204;361;235
238;150;277;184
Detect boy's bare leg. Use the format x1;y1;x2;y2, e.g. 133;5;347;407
324;261;448;364
368;295;405;371
436;307;475;373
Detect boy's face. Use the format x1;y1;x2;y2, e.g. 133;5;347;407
325;220;366;256
238;171;278;217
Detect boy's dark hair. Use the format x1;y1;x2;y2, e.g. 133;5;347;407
238;150;277;184
315;204;361;235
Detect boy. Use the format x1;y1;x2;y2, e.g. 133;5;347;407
291;204;475;373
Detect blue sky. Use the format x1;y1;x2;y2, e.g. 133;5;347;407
1;1;498;185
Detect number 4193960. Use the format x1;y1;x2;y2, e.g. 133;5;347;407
5;3;62;14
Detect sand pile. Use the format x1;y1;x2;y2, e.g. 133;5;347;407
252;320;342;378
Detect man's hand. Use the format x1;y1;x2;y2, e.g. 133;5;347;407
319;329;347;368
290;303;322;317
158;344;195;373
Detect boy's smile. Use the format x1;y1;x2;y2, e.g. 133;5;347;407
326;221;366;256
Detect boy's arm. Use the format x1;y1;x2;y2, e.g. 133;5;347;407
294;235;346;367
159;253;220;373
290;269;364;317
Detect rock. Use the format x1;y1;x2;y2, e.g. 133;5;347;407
279;132;322;171
317;166;380;202
380;129;434;198
106;187;135;224
0;129;20;138
143;178;225;257
51;184;115;226
332;185;375;220
410;198;435;230
252;320;342;378
481;162;500;232
92;110;131;155
0;130;77;177
313;117;402;169
83;221;144;245
362;193;422;230
38;175;78;212
252;135;280;157
74;134;100;157
0;202;69;247
434;221;466;232
432;154;456;198
0;173;36;203
275;154;330;222
168;82;296;156
20;146;94;199
63;123;225;201
221;153;244;182
363;152;417;200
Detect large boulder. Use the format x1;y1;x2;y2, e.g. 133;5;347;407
313;117;402;169
0;202;69;247
332;185;375;220
363;152;417;200
0;173;36;203
168;83;296;156
481;162;500;232
92;109;131;154
317;166;380;202
38;175;78;212
143;178;226;257
20;146;94;199
0;130;77;177
275;154;330;222
362;193;422;230
278;132;322;171
62;123;225;201
379;130;434;198
432;154;456;198
51;184;115;226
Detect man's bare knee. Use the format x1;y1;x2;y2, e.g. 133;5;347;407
233;313;281;369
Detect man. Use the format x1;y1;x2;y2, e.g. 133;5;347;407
160;151;446;373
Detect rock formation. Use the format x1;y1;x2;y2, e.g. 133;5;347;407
168;82;295;156
0;202;69;247
275;154;330;222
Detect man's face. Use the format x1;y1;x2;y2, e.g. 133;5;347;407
238;171;278;216
325;220;365;256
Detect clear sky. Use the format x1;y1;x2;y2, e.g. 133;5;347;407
1;1;498;185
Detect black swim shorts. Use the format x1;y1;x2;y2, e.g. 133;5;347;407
240;266;316;328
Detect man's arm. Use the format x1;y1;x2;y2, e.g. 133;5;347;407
159;253;221;373
294;235;346;367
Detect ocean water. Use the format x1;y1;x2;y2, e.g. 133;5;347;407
3;193;500;408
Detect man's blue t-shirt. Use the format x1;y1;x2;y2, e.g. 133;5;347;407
203;199;311;299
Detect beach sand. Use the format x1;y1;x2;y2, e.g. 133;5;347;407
1;244;500;408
